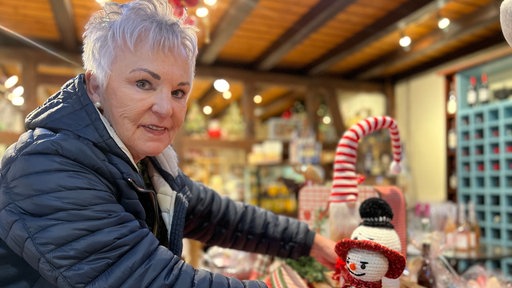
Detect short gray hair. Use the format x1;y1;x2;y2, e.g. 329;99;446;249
82;0;198;90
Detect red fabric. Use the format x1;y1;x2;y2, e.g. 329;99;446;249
375;186;407;257
335;239;406;279
333;257;383;288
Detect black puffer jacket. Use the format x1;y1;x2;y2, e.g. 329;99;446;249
0;74;315;287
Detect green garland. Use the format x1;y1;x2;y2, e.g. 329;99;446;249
284;256;329;284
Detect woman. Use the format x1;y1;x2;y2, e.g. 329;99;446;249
0;0;337;287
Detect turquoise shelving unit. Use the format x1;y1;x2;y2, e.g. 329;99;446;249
456;55;512;276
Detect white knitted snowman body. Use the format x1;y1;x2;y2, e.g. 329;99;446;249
334;198;405;288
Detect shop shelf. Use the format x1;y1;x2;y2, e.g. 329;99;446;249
456;55;512;277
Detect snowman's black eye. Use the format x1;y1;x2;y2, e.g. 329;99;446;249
360;261;368;270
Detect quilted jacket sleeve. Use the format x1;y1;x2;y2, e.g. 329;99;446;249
182;174;316;259
0;131;266;288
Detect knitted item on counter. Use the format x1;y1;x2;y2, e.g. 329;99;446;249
501;0;512;47
333;198;406;288
328;116;402;242
329;116;401;203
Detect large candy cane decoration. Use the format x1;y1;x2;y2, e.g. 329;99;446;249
329;116;402;203
328;116;402;243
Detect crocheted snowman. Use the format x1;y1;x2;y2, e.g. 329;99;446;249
333;197;406;288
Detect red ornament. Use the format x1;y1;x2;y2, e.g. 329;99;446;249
184;15;196;25
169;0;182;7
173;6;185;18
304;210;311;221
281;109;292;119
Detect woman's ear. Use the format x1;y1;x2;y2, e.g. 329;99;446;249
85;71;101;104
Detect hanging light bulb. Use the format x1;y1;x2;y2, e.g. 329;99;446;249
4;75;18;89
204;0;217;6
195;6;209;18
438;17;450;30
11;95;24;106
12;85;24;97
213;78;229;93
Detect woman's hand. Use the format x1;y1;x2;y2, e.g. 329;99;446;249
309;233;337;270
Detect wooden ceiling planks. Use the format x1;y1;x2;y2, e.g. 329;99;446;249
0;0;507;120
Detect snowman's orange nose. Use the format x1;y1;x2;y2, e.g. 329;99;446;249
349;263;356;271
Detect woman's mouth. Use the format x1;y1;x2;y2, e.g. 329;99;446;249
145;124;165;131
143;124;167;135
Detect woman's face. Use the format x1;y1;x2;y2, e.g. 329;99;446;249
87;46;193;163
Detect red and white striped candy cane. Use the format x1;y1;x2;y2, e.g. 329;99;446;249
329;116;402;203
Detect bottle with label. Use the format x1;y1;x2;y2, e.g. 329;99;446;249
448;127;457;150
468;201;481;251
478;73;490;104
447;82;457;115
443;211;457;252
467;76;477;107
449;172;457;190
416;242;437;288
455;202;471;253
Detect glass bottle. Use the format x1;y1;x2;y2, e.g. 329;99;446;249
417;242;437;288
478;73;490;104
443;210;457;252
468;201;481;251
467;76;477;106
447;82;457;115
455;202;471;253
447;127;457;151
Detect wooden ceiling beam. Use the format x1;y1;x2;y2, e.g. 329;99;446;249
49;0;78;52
199;0;260;65
255;0;357;71
357;1;501;80
308;0;433;75
0;42;82;68
197;85;219;107
258;91;302;120
196;65;383;92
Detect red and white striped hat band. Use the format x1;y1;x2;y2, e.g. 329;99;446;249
329;116;402;203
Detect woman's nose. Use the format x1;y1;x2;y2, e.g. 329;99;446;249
152;92;172;116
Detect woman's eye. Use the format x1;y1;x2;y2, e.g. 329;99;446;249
171;89;186;99
136;80;151;90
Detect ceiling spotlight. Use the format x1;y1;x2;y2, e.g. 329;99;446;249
253;94;262;104
399;35;411;48
438;17;450;30
213;78;229;93
195;6;209;18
